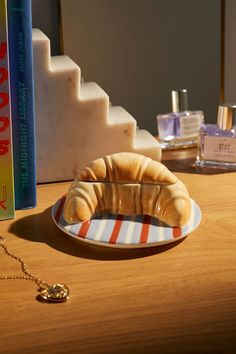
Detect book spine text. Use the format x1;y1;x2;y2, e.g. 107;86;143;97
8;0;36;209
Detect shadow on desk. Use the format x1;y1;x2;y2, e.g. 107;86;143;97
9;207;184;261
163;158;236;175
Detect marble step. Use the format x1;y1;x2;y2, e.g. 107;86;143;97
107;106;136;148
32;29;51;71
133;129;161;160
48;55;81;102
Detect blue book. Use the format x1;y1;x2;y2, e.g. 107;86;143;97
7;0;36;209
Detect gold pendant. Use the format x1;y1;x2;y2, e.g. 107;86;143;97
39;283;69;302
0;236;70;303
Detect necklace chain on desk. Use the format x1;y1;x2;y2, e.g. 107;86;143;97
0;236;69;302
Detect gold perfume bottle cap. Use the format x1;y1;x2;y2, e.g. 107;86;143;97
217;104;236;130
171;89;189;113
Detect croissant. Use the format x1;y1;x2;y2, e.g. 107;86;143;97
64;152;191;226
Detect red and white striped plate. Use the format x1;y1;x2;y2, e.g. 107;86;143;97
52;196;201;248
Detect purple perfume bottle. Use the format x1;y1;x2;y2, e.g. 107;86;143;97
196;104;236;168
157;89;204;149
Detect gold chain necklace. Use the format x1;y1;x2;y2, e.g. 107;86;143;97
0;236;69;302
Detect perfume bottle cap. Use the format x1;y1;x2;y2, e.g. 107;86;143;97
217;104;236;130
171;89;189;112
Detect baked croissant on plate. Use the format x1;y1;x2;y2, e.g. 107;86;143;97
63;152;191;226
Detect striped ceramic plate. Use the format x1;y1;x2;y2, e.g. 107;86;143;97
52;196;201;248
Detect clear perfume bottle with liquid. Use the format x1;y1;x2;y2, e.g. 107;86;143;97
157;89;204;149
196;104;236;169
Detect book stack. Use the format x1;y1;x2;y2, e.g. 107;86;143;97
0;0;14;221
0;0;36;220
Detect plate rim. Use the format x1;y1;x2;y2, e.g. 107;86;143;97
51;197;201;249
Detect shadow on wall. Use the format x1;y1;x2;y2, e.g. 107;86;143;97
60;0;221;134
32;0;61;55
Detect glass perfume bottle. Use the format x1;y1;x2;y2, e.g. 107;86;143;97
156;89;204;149
196;104;236;169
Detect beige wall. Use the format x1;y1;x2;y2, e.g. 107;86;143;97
34;0;222;134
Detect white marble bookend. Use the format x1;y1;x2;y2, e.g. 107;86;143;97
33;29;161;182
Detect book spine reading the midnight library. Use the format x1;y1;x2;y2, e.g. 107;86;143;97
7;0;36;209
0;0;14;220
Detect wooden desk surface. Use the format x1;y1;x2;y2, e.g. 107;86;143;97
1;148;236;354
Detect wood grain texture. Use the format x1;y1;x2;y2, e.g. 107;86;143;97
1;149;236;354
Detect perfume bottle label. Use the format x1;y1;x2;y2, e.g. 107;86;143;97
179;114;202;137
204;136;236;162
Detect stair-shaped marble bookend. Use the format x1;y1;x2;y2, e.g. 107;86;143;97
33;29;161;183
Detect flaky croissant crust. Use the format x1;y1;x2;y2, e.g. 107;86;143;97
79;152;178;185
64;152;191;227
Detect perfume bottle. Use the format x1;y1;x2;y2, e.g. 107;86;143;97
157;89;204;149
196;104;236;169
